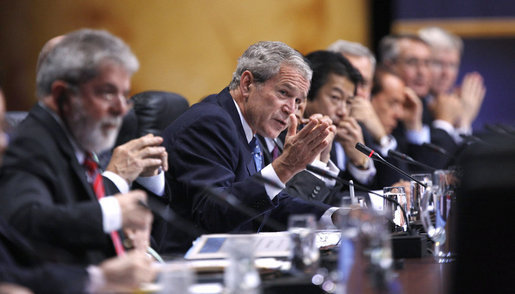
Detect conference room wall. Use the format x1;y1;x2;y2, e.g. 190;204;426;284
0;0;369;111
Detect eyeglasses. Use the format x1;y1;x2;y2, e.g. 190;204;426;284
395;57;431;68
67;83;133;108
431;60;459;70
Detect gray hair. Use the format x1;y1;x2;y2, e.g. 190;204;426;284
36;29;139;98
378;34;430;64
418;26;463;54
228;41;312;90
327;39;376;71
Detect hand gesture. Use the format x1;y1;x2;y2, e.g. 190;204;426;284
106;134;168;183
350;97;386;141
335;117;367;167
401;87;423;131
273;114;332;183
457;72;486;129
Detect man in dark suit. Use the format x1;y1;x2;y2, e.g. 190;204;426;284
162;41;338;253
0;29;165;265
303;51;377;188
0;85;157;294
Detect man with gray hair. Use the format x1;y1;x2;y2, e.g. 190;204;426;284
0;29;166;264
162;41;337;252
418;26;486;137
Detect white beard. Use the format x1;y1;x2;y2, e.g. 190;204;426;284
65;97;122;154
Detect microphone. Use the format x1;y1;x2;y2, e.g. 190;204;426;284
387;149;436;171
421;142;450;157
305;164;410;232
355;143;427;188
201;185;285;231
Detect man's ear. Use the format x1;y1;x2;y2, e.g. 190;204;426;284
240;70;254;98
47;80;70;114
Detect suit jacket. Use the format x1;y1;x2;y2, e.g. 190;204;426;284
0;217;88;294
0;104;116;265
162;88;330;253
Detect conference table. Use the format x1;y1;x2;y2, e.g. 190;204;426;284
163;255;451;294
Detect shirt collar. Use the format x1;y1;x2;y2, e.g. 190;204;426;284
232;99;254;144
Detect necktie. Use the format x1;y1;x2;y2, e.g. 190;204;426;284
250;137;263;172
83;153;125;256
272;143;280;161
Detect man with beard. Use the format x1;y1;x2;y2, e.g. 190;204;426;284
0;29;162;265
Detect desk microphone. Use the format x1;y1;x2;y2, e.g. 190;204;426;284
387;149;436;171
421;142;450;157
355;143;427;188
305;164;410;232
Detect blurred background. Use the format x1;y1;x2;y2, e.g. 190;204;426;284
0;0;513;131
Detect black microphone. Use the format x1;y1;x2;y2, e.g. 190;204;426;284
201;185;285;231
422;142;450;157
387;149;436;171
355;143;427;188
305;164;410;232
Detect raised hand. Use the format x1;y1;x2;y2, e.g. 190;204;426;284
401;87;423;131
350;97;386;142
335;117;367;167
106;134;168;183
457;72;486;129
273;114;333;183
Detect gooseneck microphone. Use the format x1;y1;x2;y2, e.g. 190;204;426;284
387;149;436;171
355;143;427;188
305;164;410;232
422;142;450;157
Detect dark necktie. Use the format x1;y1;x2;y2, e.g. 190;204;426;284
250;136;263;173
83;153;125;256
272;143;280;161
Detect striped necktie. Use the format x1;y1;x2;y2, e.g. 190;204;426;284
83;153;125;256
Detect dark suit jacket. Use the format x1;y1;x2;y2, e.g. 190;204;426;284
0;217;88;294
0;104;116;265
162;88;330;253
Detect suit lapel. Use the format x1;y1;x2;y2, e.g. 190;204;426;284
31;105;97;201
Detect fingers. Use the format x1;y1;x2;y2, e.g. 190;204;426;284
286;114;298;138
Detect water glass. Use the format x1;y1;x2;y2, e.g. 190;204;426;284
288;214;320;274
383;186;408;231
157;260;194;294
409;173;433;222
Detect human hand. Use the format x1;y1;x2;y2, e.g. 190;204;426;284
98;250;157;292
115;190;153;231
335;117;367;167
430;93;461;126
106;134;168;183
401;87;423;131
273;114;332;183
350;98;386;141
457;72;486;129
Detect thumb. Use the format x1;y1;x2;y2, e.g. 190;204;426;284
286;114;298;138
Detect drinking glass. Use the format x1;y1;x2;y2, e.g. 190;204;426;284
157;260;194;294
383;186;408;231
224;235;261;294
421;169;457;263
288;214;320;274
409;173;433;222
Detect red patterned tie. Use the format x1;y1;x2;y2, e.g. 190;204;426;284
83;153;125;256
